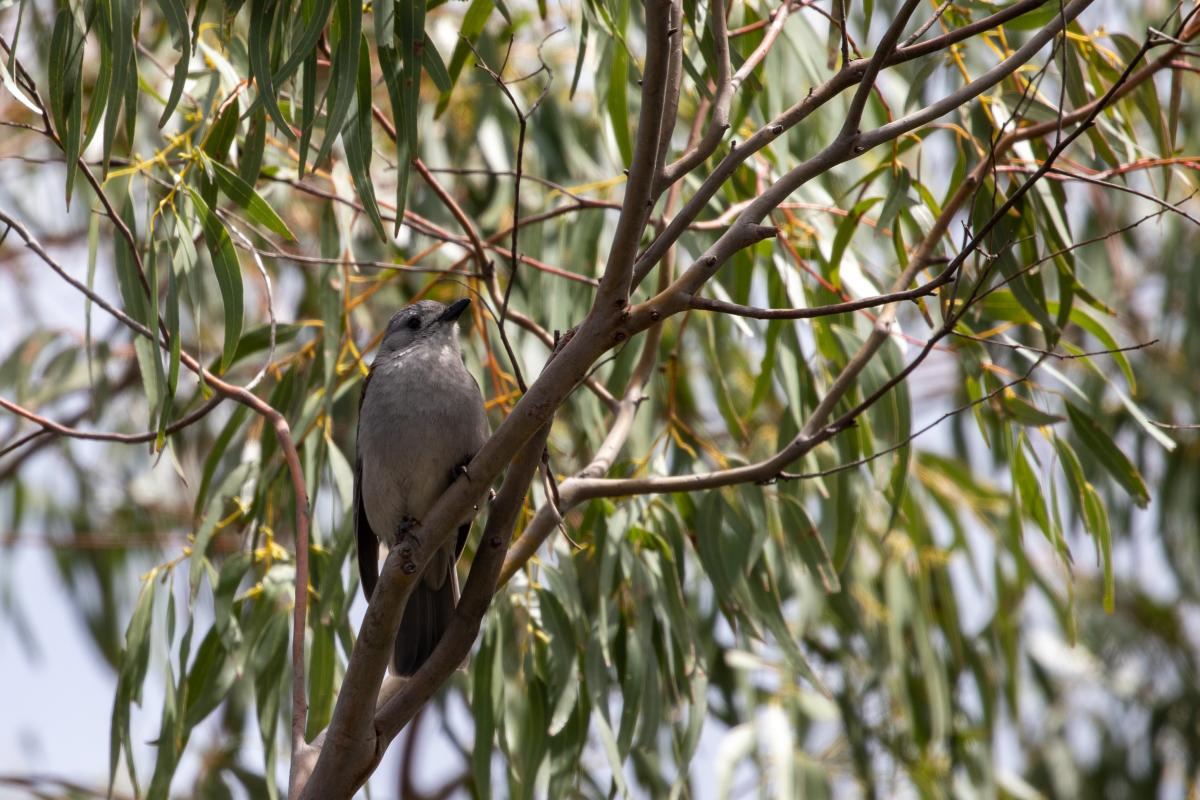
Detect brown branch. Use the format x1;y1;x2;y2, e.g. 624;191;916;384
300;420;553;797
510;0;1177;527
412;157;491;276
0;394;224;447
593;0;675;308
652;0;685;194
373;421;551;740
731;0;795;92
500;100;706;583
688;268;952;319
657;0;731;193
839;0;923;139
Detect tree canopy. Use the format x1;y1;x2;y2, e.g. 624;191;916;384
3;0;1200;797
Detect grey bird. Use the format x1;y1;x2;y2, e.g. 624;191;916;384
354;298;490;675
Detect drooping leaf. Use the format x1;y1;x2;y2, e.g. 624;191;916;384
186;188;244;372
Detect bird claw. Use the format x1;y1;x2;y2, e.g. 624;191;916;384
451;461;471;482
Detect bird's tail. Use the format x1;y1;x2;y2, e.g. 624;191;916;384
392;568;458;677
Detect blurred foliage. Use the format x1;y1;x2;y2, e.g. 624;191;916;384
2;0;1200;797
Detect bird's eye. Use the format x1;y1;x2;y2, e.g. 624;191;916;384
406;316;421;331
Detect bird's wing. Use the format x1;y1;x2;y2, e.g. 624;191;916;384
355;367;379;601
355;453;379;600
456;371;491;562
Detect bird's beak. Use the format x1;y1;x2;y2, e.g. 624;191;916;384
438;298;471;323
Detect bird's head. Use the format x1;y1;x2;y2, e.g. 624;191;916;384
379;298;471;356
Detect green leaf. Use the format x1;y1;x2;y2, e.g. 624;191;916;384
471;625;501;798
153;0;191;126
298;49;319;177
1082;484;1115;613
305;623;335;741
422;34;451;92
190;462;253;594
1065;402;1150;508
828;197;882;280
124;576;157;705
313;0;362;166
607;40;632;165
83;1;114;151
186;188;244;372
113;197;163;425
396;0;423;180
211;161;296;240
374;0;395;47
379;45;410;235
439;0;494;113
238;106;268;186
195;404;250;517
1001;393;1064;427
780;498;839;592
253;613;289;800
248;0;294;137
342;35;387;240
185;629;235;730
147;661;180;800
570;13;589;99
1012;434;1055;546
101;0;137;170
48;9;85;205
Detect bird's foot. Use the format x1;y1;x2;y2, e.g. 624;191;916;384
398;515;421;537
451;460;471;482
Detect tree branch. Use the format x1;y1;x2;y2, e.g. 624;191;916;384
593;0;675;308
629;0;1065;289
652;0;1094;303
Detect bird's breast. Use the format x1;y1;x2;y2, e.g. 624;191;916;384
357;348;488;546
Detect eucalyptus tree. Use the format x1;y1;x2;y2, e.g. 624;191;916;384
2;0;1199;797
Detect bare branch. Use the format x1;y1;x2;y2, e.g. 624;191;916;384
688;269;953;319
656;0;732;192
0;393;224;447
594;0;675;307
839;0;923;139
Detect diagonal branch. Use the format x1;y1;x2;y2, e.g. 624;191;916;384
654;0;1095;303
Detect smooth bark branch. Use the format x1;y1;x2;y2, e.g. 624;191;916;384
839;0;923;139
687;269;953;319
0;394;224;446
374;421;552;738
731;0;796;91
501;110;702;583
594;0;674;307
656;0;731;193
413;157;490;276
652;0;686;190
